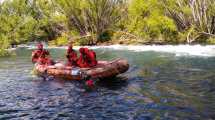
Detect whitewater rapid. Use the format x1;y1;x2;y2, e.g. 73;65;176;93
26;44;215;57
90;45;215;57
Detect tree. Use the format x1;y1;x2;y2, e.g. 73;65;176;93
162;0;215;43
55;0;126;44
28;0;68;41
0;0;37;44
126;0;178;43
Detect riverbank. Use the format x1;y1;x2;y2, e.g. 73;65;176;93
0;49;13;57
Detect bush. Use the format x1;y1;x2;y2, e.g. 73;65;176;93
0;49;10;57
0;34;12;57
207;37;215;44
73;37;92;46
111;31;141;44
48;33;69;46
98;31;113;43
126;0;180;43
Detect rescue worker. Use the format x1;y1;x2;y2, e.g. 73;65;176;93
31;43;53;65
77;48;88;68
87;49;97;67
77;48;97;68
66;42;78;66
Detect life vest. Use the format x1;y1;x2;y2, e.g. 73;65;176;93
66;46;78;66
77;48;97;68
37;57;53;65
77;48;89;68
31;49;49;63
87;50;97;67
77;54;90;68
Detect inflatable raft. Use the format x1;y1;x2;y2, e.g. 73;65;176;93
35;59;129;80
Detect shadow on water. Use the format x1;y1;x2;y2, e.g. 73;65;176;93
96;76;129;90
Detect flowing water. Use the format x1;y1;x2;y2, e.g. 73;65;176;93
0;45;215;120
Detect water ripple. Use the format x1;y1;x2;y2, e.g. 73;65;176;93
0;48;214;119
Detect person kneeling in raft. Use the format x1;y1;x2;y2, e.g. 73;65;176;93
66;42;78;67
32;43;54;65
77;47;97;68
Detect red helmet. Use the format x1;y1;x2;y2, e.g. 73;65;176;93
79;48;89;54
79;48;85;53
67;46;73;53
37;43;43;50
83;48;89;53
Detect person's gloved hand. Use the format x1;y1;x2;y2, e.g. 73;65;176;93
86;79;94;88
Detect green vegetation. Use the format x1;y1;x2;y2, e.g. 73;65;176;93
1;0;215;56
127;0;178;43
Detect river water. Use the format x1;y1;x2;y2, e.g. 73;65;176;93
0;45;215;120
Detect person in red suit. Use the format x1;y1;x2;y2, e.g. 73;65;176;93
66;42;78;66
77;48;97;68
32;43;53;65
87;49;97;67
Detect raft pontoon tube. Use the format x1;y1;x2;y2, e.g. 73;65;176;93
35;58;129;80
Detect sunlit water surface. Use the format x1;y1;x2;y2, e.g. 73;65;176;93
0;46;215;120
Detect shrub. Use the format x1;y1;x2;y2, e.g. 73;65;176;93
98;31;113;43
48;33;69;46
0;49;10;57
73;37;92;46
207;37;215;44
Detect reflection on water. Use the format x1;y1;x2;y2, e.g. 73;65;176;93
0;48;215;119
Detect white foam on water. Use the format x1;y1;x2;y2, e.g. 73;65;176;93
89;45;215;57
22;44;215;57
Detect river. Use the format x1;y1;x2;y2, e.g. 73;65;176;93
0;45;215;120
